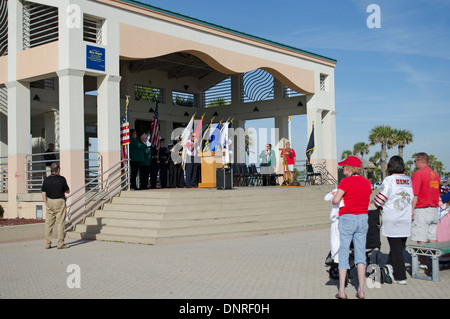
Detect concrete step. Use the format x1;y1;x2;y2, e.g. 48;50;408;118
94;203;329;220
80;207;328;228
70;214;330;244
111;192;328;206
102;197;328;214
120;185;333;198
67;185;334;244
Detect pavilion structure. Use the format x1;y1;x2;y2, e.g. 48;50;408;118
0;0;337;218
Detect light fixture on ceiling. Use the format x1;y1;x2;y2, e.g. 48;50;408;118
297;100;303;107
253;107;259;112
33;95;40;101
148;107;154;113
213;111;219;116
184;112;190;117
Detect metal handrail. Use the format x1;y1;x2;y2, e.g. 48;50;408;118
64;158;130;233
294;160;337;186
24;151;102;193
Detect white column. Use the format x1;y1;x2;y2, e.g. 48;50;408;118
274;115;290;182
97;74;121;170
6;80;30;218
43;109;57;148
233;120;246;163
322;110;337;178
57;68;85;196
274;115;289;142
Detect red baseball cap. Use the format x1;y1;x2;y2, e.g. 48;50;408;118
338;156;361;168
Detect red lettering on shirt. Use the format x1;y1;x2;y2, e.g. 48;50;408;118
396;179;410;185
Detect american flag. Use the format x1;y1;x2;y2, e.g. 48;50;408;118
149;101;160;149
120;98;130;161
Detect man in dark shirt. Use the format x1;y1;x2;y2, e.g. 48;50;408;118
158;138;170;188
41;163;70;249
43;143;57;176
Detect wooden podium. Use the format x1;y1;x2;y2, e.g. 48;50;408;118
198;151;224;188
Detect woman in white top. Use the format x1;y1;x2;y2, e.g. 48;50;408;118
373;156;413;284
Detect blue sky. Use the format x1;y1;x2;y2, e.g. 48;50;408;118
139;0;450;171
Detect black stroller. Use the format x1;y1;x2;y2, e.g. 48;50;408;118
326;208;382;283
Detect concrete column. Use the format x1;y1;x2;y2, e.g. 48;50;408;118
160;120;174;143
322;110;337;178
306;99;338;180
233;120;246;163
43;109;58;149
274;115;290;183
6;80;30;218
274;115;289;142
230;74;240;105
57;69;85;198
97;74;121;172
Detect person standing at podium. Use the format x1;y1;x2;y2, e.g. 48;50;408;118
259;144;276;186
185;132;200;188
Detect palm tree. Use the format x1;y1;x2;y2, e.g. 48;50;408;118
406;160;414;174
390;129;413;158
341;150;352;160
353;142;370;159
369;125;394;179
369;151;381;166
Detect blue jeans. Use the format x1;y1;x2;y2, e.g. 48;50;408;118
338;214;369;269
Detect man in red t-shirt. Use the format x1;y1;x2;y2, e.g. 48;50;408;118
411;152;440;268
280;142;296;185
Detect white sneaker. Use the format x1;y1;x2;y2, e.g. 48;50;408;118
394;280;407;285
419;264;428;270
385;264;395;283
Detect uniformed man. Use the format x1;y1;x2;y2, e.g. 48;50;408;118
139;133;151;189
158;138;170;188
149;142;159;189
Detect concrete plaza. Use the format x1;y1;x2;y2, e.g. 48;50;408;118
1;227;449;301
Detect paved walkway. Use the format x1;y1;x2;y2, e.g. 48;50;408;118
1;227;449;300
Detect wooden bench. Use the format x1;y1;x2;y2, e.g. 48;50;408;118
406;241;450;282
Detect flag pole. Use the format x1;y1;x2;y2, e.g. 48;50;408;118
288;115;292;143
125;95;130;190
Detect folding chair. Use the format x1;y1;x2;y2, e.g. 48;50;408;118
306;164;322;185
232;163;244;186
250;163;263;186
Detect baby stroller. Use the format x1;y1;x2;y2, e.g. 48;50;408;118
325;207;382;284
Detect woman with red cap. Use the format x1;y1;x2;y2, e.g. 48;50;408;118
332;156;372;299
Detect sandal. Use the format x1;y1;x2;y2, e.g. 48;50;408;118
335;293;348;299
356;292;365;299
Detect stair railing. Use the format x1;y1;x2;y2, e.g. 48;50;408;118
64;158;130;233
295;160;338;186
316;161;338;185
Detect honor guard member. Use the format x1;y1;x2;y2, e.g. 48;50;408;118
129;129;145;190
149;142;159;189
168;140;185;188
139;133;151;189
158;138;170;188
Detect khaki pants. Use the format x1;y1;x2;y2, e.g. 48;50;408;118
45;198;66;248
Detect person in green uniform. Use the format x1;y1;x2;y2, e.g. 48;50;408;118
139;133;152;189
129;129;144;190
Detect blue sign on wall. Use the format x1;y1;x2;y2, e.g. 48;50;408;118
86;45;105;71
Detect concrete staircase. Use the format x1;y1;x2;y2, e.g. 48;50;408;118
67;185;335;244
